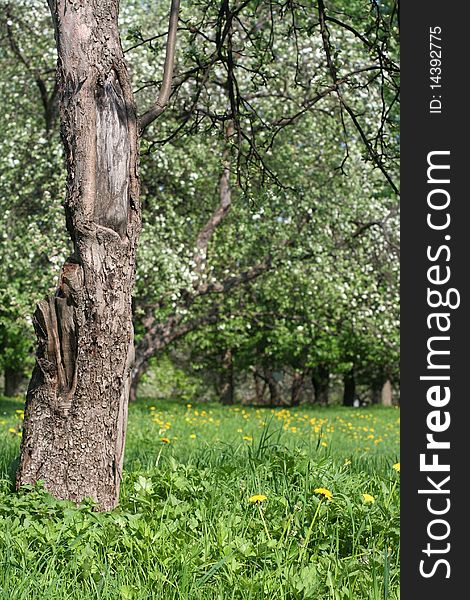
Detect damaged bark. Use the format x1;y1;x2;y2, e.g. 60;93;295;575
17;0;141;510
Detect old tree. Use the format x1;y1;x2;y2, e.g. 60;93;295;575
12;0;399;510
16;0;179;510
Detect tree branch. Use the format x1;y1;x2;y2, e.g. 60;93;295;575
193;123;234;275
317;0;399;195
132;308;221;377
139;0;180;132
5;9;58;132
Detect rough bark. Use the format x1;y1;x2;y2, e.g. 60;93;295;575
342;368;355;406
17;0;140;511
312;365;330;406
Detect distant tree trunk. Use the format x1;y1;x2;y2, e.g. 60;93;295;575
253;369;267;404
129;322;161;403
17;0;140;511
371;381;381;404
312;365;330;406
251;367;280;406
381;379;393;406
4;366;27;397
290;370;306;407
129;362;146;404
342;368;355;406
371;372;387;404
219;349;235;405
264;368;282;406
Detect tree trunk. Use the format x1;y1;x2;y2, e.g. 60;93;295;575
219;349;235;405
312;365;330;406
264;368;282;406
371;372;386;404
381;379;393;406
17;0;140;511
342;368;355;406
253;369;267;404
4;366;27;397
290;370;306;407
129;362;146;404
371;381;381;404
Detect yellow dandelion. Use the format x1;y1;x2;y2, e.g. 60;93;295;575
243;436;253;442
189;434;196;439
186;403;192;409
362;493;375;504
314;487;333;501
8;428;16;434
249;494;267;504
160;437;170;444
15;410;24;414
392;462;400;472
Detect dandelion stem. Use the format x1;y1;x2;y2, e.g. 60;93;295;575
257;504;271;540
299;498;323;563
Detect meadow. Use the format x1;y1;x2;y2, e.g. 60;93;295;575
0;396;400;599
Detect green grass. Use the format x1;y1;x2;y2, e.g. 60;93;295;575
0;396;400;599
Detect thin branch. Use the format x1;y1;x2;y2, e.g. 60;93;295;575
317;0;399;195
5;9;57;132
124;31;169;54
139;0;180;132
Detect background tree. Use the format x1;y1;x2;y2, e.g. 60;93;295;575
0;2;66;396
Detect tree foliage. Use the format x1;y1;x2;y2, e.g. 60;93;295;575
0;0;399;403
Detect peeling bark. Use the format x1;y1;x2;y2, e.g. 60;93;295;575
17;0;140;511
